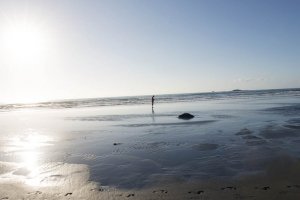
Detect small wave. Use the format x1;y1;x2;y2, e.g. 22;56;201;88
0;88;299;111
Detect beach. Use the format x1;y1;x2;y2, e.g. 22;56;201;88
0;89;300;199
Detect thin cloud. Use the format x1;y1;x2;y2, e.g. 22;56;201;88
234;77;266;83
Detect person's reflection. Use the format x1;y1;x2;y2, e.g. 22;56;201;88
151;107;155;123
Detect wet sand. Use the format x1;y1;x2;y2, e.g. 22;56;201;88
2;160;300;200
0;95;299;199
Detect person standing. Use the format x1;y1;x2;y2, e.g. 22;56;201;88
151;95;155;122
152;95;155;108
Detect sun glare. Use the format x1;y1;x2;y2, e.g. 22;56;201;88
0;16;55;104
1;19;49;64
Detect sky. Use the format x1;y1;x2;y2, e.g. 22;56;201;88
0;0;299;103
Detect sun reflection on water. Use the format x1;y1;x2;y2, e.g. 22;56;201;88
21;151;40;171
7;129;53;176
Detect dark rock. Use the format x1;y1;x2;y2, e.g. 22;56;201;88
178;113;194;120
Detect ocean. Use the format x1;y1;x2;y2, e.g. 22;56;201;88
1;88;299;111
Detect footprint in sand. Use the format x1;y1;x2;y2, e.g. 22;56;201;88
255;186;270;190
287;185;300;189
153;189;168;194
262;186;270;190
65;193;72;196
27;191;42;195
188;190;204;194
221;186;237;190
126;193;135;197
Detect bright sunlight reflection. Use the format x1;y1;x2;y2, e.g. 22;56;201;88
9;130;53;172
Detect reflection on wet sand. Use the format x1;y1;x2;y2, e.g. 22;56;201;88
1;156;300;199
0;129;98;198
151;108;155;123
3;130;54;186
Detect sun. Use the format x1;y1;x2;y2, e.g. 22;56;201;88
1;19;48;64
0;17;54;103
